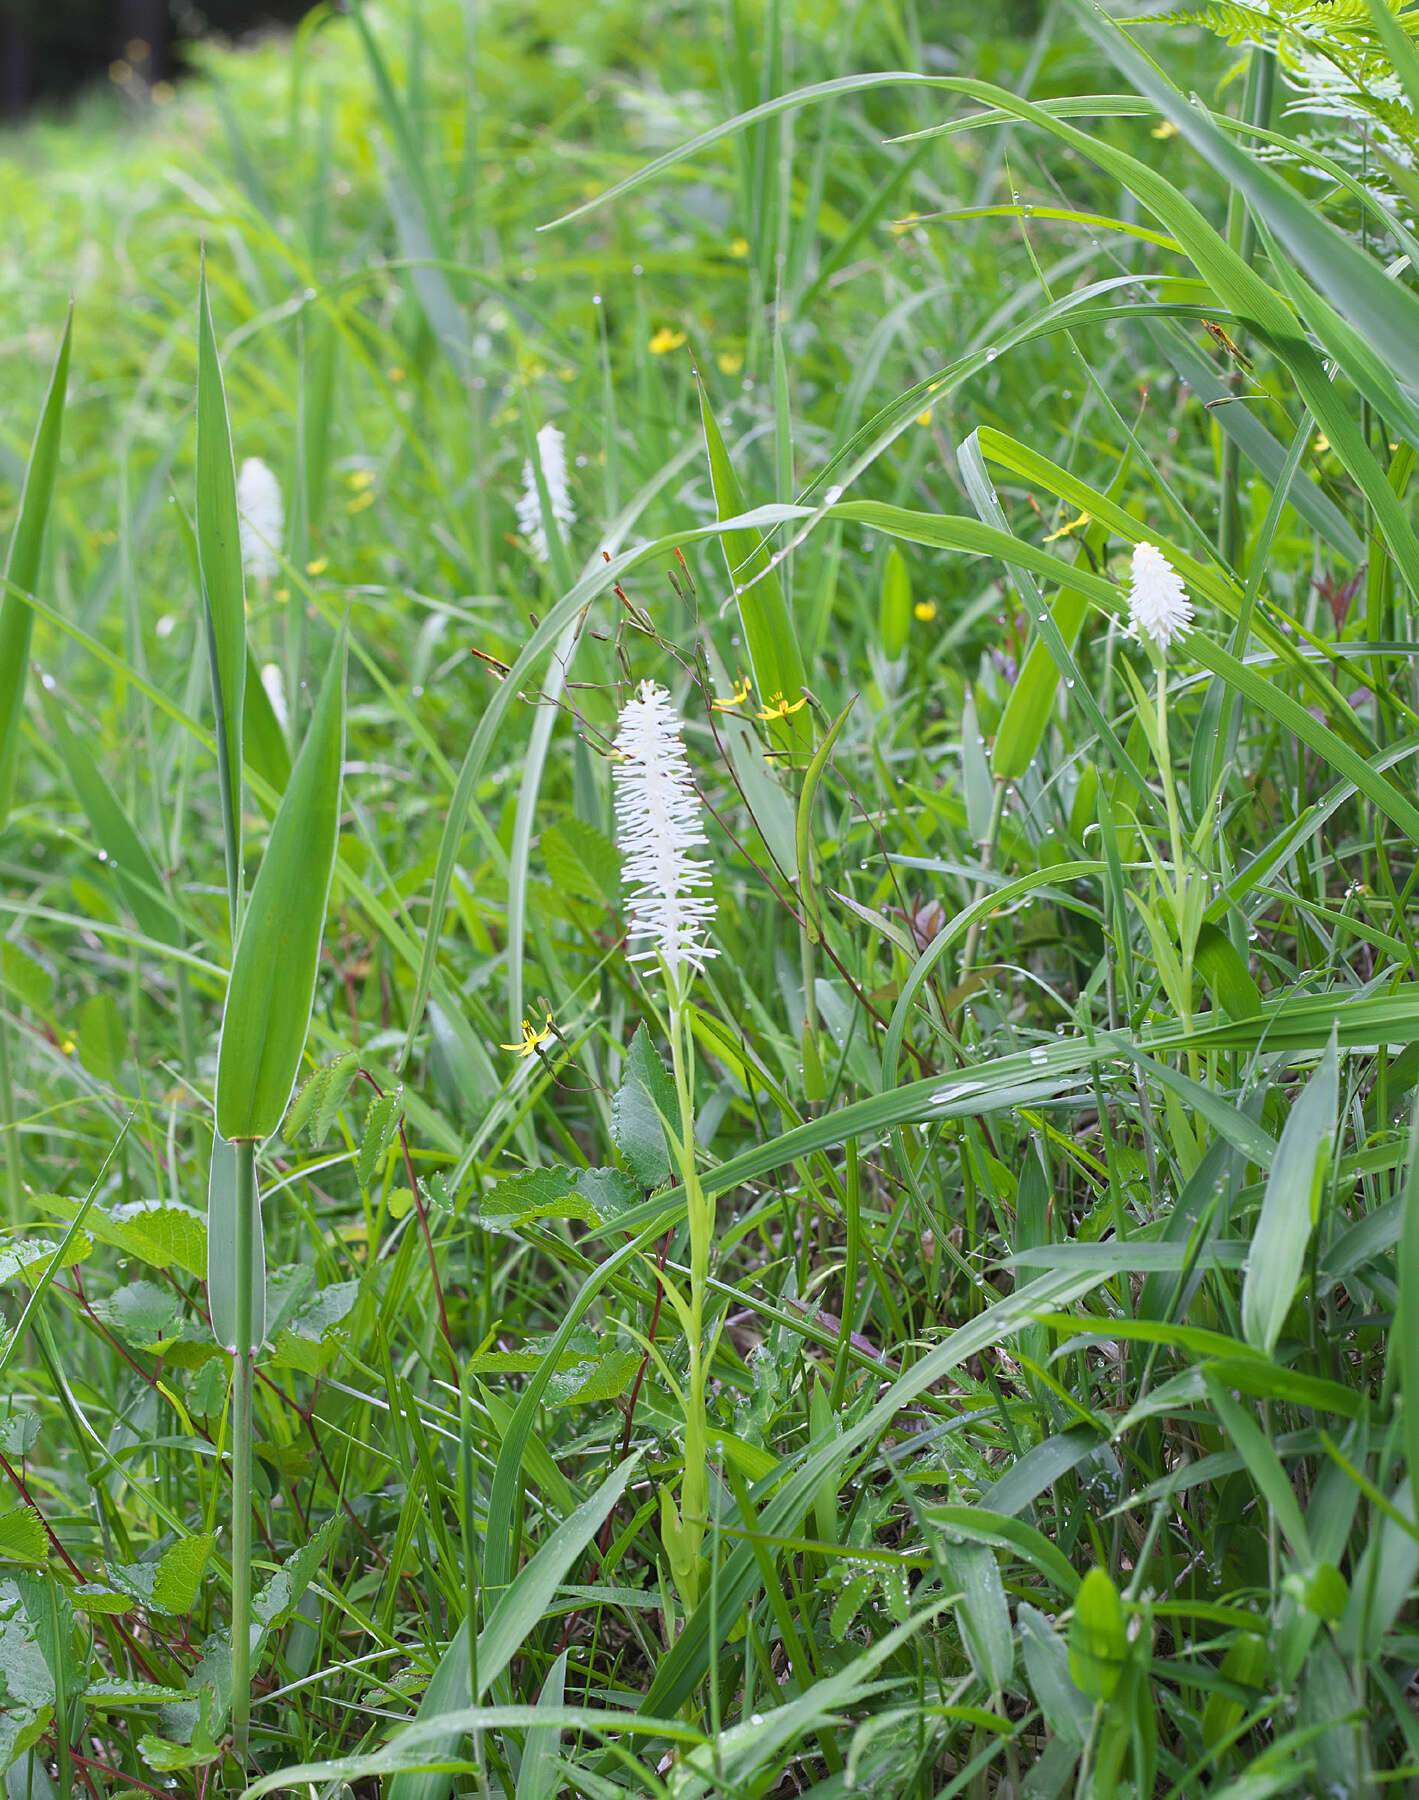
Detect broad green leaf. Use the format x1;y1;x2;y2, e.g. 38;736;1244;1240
1194;922;1262;1021
1242;1032;1338;1356
1201;1632;1267;1751
611;1025;677;1188
215;632;346;1141
91;1282;181;1348
206;1133;265;1353
1019;1602;1091;1746
0;311;70;829
252;1517;339;1631
699;379;811;760
195;265;247;910
151;1536;214;1616
1068;1566;1126;1702
33;1196;206;1280
941;1542;1013;1691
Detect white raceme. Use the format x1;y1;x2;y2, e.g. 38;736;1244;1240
236;457;284;582
1128;541;1193;652
516;423;575;565
613;680;717;987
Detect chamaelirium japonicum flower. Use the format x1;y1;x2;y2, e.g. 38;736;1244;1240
1128;541;1193;653
516;422;576;566
236;457;284;583
613;679;717;993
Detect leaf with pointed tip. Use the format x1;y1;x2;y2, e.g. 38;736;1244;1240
215;634;346;1142
0;311;71;828
195;266;247;900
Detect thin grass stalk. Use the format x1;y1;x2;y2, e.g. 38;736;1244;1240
0;1009;22;1229
669;996;709;1590
1219;46;1275;570
230;1136;256;1758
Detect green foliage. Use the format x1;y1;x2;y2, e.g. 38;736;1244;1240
1;0;1418;1789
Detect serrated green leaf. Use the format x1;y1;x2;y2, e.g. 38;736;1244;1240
83;1680;191;1706
253;1517;339;1632
91;1282;181;1348
216;632;346;1141
612;1026;677;1188
543;819;619;905
357;1088;402;1189
33;1197;207;1280
70;1585;135;1617
151;1537;213;1616
0;1511;46;1569
478;1165;638;1229
285;1050;361;1143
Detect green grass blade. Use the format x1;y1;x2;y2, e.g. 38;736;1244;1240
1241;1030;1339;1357
698;375;812;759
196;262;249;923
215;632;346;1143
0;309;71;829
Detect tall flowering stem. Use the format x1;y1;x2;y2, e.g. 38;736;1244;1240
1129;542;1200;1043
613;680;717;1608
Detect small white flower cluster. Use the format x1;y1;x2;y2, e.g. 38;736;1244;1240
236;457;284;583
1128;542;1193;652
613;680;717;986
516;423;576;565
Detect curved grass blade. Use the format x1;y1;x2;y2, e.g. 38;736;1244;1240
1240;1029;1339;1357
196;262;248;924
0;308;71;828
215;631;346;1144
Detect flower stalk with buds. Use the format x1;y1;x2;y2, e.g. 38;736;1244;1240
1125;542;1206;1061
613;679;717;1608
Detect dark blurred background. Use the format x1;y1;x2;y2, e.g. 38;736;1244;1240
0;0;316;117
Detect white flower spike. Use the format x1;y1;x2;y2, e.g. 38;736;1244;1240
1128;541;1193;652
613;680;717;988
236;457;284;583
516;423;576;565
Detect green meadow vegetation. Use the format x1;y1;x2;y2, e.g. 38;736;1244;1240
3;0;1419;1792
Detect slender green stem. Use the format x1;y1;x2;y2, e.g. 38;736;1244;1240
669;993;709;1584
231;1137;256;1759
959;778;1007;981
828;1138;860;1415
0;1007;22;1229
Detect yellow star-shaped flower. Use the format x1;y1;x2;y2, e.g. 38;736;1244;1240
500;1014;555;1059
649;326;687;355
711;676;753;711
756;690;808;722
